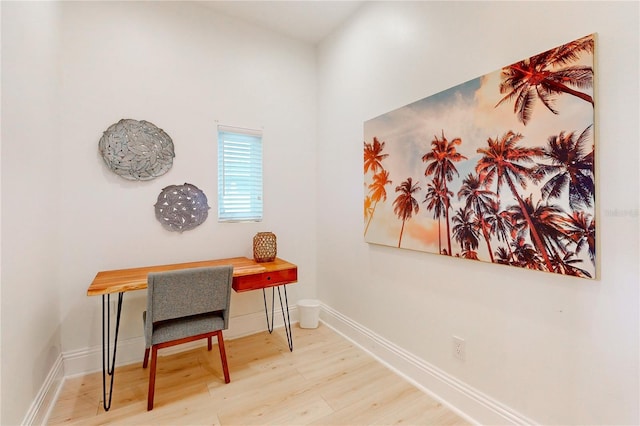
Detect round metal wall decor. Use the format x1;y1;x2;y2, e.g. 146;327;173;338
154;183;210;232
99;118;175;181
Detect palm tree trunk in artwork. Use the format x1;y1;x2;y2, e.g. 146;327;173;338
442;181;453;256
505;176;553;271
398;219;406;248
481;221;495;263
437;217;442;254
364;200;378;236
505;228;516;263
444;208;452;256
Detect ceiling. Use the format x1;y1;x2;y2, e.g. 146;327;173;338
197;1;365;44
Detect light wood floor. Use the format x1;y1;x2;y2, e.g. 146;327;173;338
48;324;470;425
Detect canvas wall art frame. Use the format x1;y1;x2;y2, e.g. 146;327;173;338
364;34;596;279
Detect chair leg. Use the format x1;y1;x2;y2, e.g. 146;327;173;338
143;347;150;368
217;331;230;384
207;336;212;351
147;346;158;411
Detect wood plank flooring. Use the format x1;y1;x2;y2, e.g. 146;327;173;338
48;324;470;425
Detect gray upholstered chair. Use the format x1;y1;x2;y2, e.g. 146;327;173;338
142;265;233;410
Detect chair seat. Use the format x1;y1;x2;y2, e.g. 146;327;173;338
144;311;225;346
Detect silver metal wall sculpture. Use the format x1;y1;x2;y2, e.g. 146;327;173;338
99;119;175;180
154;183;210;232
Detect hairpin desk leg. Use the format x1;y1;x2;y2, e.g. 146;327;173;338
277;285;293;351
263;287;275;333
262;286;293;351
102;292;123;411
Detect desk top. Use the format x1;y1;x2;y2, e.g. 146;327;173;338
87;257;297;296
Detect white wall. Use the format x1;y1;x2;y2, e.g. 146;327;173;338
1;2;317;424
3;1;639;424
317;1;639;425
55;0;317;355
1;2;63;424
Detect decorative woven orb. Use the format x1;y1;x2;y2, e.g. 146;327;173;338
99;118;175;181
154;183;209;232
253;232;277;262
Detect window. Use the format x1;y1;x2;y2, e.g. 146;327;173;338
217;125;263;222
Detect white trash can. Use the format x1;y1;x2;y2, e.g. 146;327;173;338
297;299;321;329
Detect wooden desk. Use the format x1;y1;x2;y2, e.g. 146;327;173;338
87;256;297;411
87;257;298;295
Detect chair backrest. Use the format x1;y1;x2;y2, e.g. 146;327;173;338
146;265;233;325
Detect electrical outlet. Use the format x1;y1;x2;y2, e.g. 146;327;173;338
453;336;465;361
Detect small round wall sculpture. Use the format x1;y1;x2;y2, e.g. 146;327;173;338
99;119;175;181
154;183;210;232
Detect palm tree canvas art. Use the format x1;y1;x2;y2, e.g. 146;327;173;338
364;34;596;279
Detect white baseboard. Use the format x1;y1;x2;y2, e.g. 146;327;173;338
21;354;64;426
30;302;535;426
320;303;537;426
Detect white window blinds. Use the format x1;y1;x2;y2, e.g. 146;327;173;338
217;126;263;222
